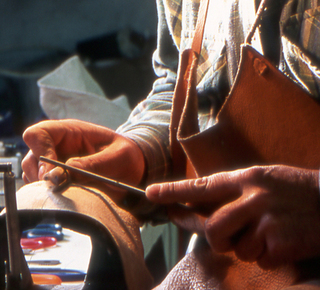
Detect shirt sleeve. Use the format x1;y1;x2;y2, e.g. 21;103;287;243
116;0;180;184
280;0;320;99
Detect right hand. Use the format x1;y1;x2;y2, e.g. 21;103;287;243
21;119;146;202
146;165;320;269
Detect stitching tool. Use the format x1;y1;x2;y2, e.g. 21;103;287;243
39;156;145;197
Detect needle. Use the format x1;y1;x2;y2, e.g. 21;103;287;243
39;156;146;197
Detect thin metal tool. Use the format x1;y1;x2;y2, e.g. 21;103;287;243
39;157;213;220
39;156;146;197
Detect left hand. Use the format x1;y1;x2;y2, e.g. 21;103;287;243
146;165;320;269
21;120;145;202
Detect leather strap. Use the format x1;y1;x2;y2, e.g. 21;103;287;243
192;0;268;55
192;0;268;52
191;0;210;55
170;0;269;178
169;0;210;178
245;0;268;44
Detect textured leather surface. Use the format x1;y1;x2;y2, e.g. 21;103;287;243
155;241;299;290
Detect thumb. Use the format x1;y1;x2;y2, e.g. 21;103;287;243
43;156;93;186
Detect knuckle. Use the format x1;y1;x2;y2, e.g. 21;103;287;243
157;182;174;198
22;128;34;144
204;218;228;252
191;177;208;195
22;123;43;142
168;182;178;195
21;157;28;171
244;166;265;181
21;151;34;171
204;217;214;233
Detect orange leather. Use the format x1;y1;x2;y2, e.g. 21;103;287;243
178;45;320;176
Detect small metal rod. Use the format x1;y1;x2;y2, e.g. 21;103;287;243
0;163;12;173
39;156;146;197
3;166;32;289
39;157;213;218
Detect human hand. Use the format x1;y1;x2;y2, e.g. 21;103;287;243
146;165;320;269
21;119;145;201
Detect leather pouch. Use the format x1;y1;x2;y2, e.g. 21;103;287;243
178;44;320;177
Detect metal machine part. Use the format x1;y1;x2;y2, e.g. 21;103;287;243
2;163;32;290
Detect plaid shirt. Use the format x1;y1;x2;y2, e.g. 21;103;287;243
117;0;320;184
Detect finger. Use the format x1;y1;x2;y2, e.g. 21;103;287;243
65;137;144;185
24;119;116;156
204;195;257;253
146;171;241;204
64;153;114;183
22;172;29;184
167;205;207;235
21;150;55;182
233;224;265;262
23;123;58;160
22;126;59;179
43;167;68;186
255;215;287;269
21;151;38;182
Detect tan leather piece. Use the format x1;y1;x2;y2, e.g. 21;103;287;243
13;181;153;290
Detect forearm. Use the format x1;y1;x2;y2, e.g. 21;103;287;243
117;0;179;184
118;92;173;184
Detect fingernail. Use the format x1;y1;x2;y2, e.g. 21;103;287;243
46;167;66;185
146;184;160;200
194;177;207;187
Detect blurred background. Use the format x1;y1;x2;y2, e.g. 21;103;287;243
0;3;182;287
0;0;158;137
0;0;158;183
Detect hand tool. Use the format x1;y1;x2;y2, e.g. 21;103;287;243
39;156;145;197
